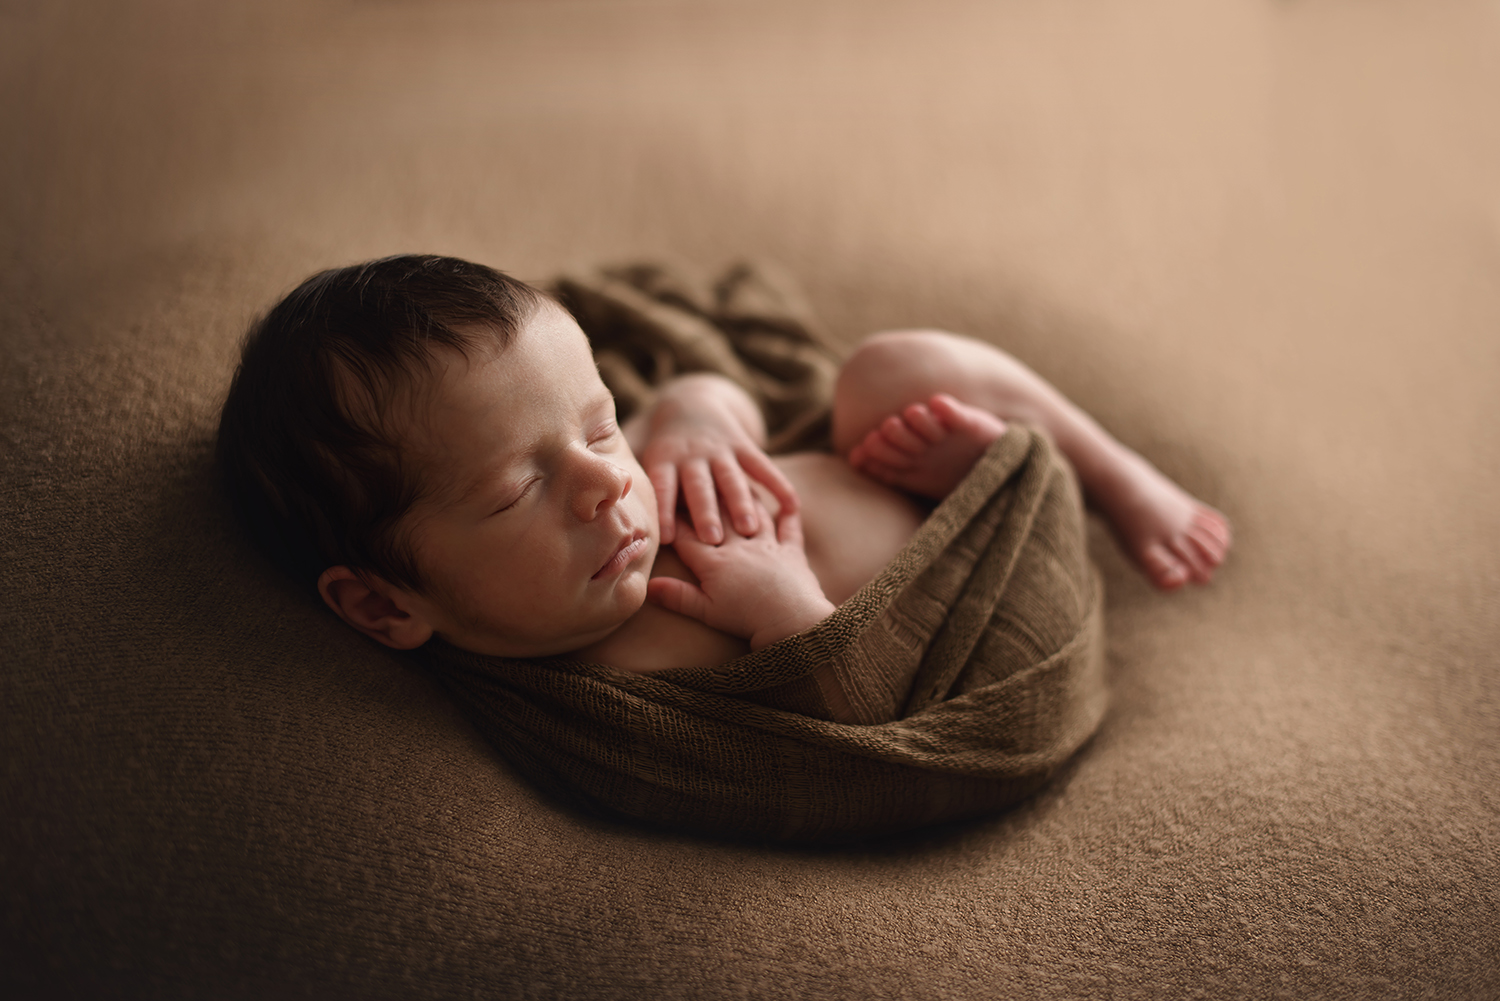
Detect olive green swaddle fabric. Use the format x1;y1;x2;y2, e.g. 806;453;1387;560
417;265;1107;843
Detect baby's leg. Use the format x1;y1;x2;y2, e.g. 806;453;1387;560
832;330;1231;590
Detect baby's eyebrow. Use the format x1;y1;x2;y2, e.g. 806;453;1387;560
453;468;503;508
444;446;523;511
446;394;614;509
588;391;616;419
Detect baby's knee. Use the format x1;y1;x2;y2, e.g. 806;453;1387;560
838;329;970;400
848;328;962;367
834;330;969;451
842;328;948;382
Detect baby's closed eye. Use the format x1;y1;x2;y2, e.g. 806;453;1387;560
587;421;620;447
489;478;536;515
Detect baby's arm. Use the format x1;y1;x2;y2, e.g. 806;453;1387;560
626;374;799;545
647;499;834;651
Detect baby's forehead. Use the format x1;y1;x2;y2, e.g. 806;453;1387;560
404;339;603;495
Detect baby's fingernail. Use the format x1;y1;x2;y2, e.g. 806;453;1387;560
738;516;756;534
705;526;722;543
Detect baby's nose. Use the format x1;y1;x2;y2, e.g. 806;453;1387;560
573;452;632;520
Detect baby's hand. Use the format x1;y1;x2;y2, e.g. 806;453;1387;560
646;499;834;651
639;377;799;545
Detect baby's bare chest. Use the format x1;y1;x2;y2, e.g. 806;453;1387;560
774;452;927;605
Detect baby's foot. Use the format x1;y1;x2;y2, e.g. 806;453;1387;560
1093;452;1233;590
847;393;1009;500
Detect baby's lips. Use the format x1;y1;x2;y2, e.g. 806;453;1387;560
593;529;648;579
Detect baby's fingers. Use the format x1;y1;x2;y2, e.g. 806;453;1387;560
648;461;679;544
646;575;711;624
681;459;723;544
738;447;800;516
710;455;760;537
775;506;806;550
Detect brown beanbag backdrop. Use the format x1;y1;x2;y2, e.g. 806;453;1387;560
4;1;1497;998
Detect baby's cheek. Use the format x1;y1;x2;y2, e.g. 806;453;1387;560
635;464;659;521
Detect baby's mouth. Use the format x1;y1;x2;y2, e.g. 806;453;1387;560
592;530;649;580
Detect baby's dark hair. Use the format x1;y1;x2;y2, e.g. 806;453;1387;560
217;254;544;592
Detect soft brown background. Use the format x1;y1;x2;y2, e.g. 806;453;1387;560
4;0;1497;997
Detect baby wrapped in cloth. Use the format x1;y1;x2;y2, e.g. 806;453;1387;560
418;265;1107;844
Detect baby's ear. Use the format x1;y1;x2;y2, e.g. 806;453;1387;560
316;566;434;650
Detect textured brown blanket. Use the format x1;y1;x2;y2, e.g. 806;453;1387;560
553;262;843;454
418;266;1107;843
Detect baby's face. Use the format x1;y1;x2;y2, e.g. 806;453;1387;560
397;302;659;658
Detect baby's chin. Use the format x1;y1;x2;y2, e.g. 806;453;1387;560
609;563;653;618
435;542;658;659
558;563;654;650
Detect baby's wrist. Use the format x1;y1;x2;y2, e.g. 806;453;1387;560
653;375;764;441
748;594;836;651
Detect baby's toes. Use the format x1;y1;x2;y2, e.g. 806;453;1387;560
1170;536;1215;584
925;393;966;431
900;402;947;443
880;414;929;454
1141;543;1190;590
1193;508;1233;552
858;428;916;469
928;392;1007;441
1187;521;1228;568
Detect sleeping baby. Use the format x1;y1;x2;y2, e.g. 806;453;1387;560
217;255;1229;723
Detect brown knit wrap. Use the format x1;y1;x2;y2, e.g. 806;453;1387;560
552;261;842;454
417;264;1107;843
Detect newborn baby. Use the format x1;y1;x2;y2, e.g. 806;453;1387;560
218;255;1230;689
